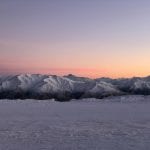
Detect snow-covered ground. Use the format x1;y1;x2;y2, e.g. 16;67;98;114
0;96;150;150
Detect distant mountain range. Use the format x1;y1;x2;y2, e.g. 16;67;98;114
0;74;150;101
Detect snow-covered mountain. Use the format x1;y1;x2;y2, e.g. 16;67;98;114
0;74;150;100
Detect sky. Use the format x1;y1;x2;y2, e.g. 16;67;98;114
0;0;150;78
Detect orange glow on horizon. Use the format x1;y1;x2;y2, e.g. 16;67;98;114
0;65;150;79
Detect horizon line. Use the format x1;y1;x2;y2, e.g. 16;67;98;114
0;72;150;80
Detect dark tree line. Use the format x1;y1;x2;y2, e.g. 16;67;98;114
1;88;150;101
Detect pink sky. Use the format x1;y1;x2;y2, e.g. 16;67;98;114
0;1;150;78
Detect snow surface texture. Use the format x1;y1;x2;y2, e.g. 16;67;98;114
0;96;150;150
1;74;150;100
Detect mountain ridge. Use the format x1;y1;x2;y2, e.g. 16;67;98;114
0;74;150;101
